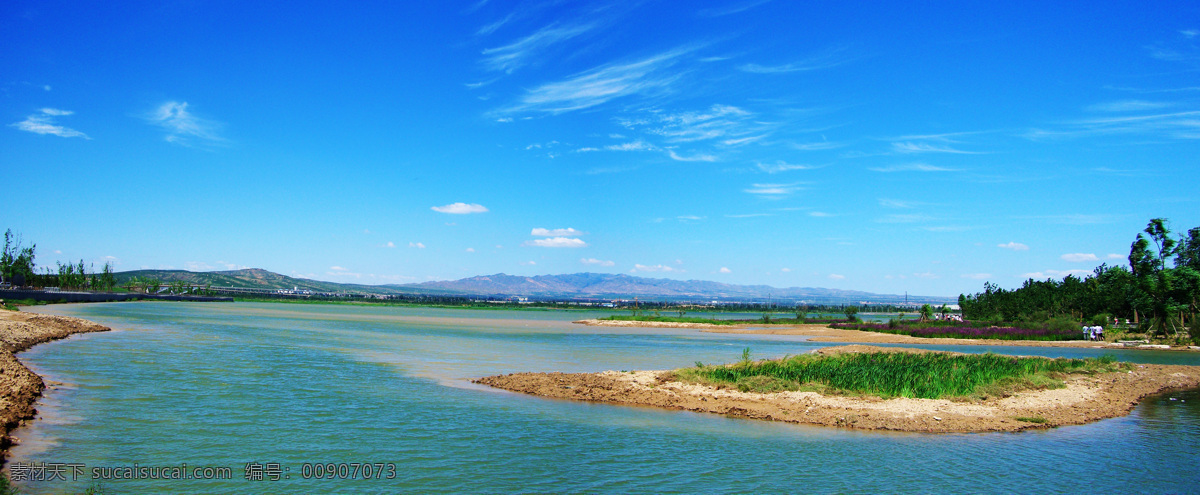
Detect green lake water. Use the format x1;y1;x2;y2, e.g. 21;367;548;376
9;302;1200;493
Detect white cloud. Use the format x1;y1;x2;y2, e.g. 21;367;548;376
998;242;1029;251
677;215;706;221
719;267;732;273
385;241;396;248
184;261;214;271
465;248;475;252
1086;100;1172;112
913;272;940;279
869;163;958;172
581;258;615;266
879;198;917;209
781;267;792;272
744;182;804;197
531;227;584;236
633;264;676;272
147;101;224;147
756;160;815;173
697;0;774;17
738;46;850;73
809;211;833;217
432;202;489;214
828;274;845;280
409;242;426;249
520;260;537;266
481;22;594;73
725;213;772;218
876;214;933;224
330;266;349;271
1061;253;1100;262
1107;253;1125;260
667;150;717;162
524;237;588;248
962;273;992;280
10;108;90;139
497;46;691;115
1022;269;1092;279
891;142;983;154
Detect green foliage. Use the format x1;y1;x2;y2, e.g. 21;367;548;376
676;351;1127;400
960;218;1200;340
843;305;859;322
1;229;36;286
920;304;933;321
740;347;751;363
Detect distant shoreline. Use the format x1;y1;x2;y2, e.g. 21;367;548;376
476;345;1200;433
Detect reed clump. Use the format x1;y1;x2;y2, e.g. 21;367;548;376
673;351;1128;400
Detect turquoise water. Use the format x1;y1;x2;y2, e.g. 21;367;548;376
10;302;1200;493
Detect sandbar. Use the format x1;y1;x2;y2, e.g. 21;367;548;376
476;345;1200;433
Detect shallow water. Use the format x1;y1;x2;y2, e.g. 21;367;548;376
9;302;1200;493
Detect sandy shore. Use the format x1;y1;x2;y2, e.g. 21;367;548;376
574;319;1172;349
476;345;1200;433
0;310;109;462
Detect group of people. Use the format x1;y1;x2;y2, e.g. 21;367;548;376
1083;325;1105;341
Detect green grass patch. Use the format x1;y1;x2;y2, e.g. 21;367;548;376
671;350;1130;400
1015;416;1047;423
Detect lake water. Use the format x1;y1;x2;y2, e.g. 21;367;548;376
10;302;1200;493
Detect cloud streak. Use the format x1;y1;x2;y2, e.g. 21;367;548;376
432;203;489;214
525;237;587;248
10;108;90;139
147;101;224;147
497;47;692;115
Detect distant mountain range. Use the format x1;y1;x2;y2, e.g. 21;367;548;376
115;268;955;305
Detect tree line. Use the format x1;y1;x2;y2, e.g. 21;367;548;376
958;218;1200;339
1;229;118;291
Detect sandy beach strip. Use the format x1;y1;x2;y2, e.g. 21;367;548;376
574;319;1170;349
476;345;1200;433
0;310;110;462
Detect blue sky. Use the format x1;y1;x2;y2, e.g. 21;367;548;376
4;1;1198;297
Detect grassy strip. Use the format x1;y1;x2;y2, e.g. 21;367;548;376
672;350;1128;400
600;315;851;325
830;322;1084;341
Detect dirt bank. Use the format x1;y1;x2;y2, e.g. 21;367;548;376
475;345;1200;433
574;319;1159;349
0;310;109;461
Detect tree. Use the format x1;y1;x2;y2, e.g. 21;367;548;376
1;229;36;286
843;305;859;322
919;303;933;321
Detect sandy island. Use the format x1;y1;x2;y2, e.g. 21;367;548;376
574;319;1188;349
476;344;1200;433
0;310;109;462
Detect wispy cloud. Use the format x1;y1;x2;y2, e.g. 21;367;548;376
739;46;851;74
809;211;833;217
998;242;1029;251
756;160;815;173
744;182;803;197
633;264;676;272
667;150;717;162
581;257;615;266
1086;100;1172;112
10;108;90;139
431;202;489;214
524;237;587;248
697;0;774;17
481;22;594;73
878;198;918;209
891;142;983;154
409;242;426;249
1061;253;1099;262
828;273;845;280
531;227;584;236
497;47;692;115
1027;110;1200;141
719;267;732;273
869;163;958;172
147;101;224;147
876;214;933;224
725;213;772;218
1022;269;1092;280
